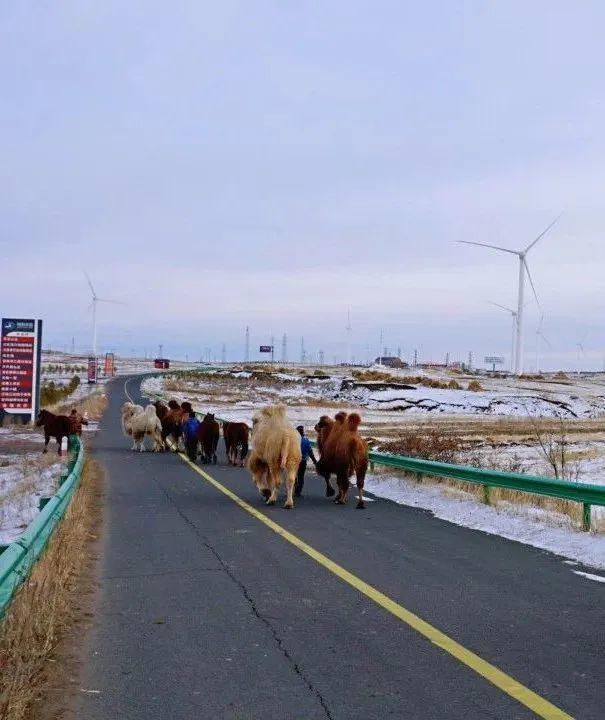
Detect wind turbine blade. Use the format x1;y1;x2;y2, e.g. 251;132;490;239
488;301;516;314
96;297;127;305
537;330;552;349
84;271;96;298
524;213;563;254
523;258;541;311
458;241;519;256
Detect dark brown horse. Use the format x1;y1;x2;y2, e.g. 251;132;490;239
36;409;71;456
197;413;219;464
223;421;249;467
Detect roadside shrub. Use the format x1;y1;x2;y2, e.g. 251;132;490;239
382;428;463;464
40;375;81;408
467;380;483;392
447;379;462;389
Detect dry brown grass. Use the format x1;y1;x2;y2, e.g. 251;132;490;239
377;426;603;530
50;388;107;421
0;458;103;720
467;380;483;392
382;428;464;463
352;369;397;382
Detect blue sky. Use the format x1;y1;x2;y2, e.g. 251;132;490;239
1;2;604;369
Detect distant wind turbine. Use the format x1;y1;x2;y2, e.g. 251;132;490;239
459;214;562;375
85;272;125;362
488;301;517;373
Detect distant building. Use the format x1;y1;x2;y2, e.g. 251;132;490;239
154;358;170;369
374;356;408;368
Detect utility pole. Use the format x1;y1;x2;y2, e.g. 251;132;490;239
300;337;306;364
445;352;450;367
319;349;325;365
221;343;226;363
281;334;287;363
159;343;163;358
378;330;383;366
271;336;275;363
413;348;418;367
245;326;250;362
346;310;352;365
397;346;401;359
468;351;473;370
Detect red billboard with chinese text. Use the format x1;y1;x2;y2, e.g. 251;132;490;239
0;318;42;419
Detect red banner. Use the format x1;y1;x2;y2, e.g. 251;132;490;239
104;352;115;377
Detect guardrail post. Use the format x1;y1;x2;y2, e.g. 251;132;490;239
582;503;591;532
482;485;491;505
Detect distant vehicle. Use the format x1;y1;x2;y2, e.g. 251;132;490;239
154;358;170;369
374;356;408;368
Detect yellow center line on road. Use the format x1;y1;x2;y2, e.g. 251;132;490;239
177;452;573;720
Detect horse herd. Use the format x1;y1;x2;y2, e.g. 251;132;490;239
120;399;249;466
121;399;369;510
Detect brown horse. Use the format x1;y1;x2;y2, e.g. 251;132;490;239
36;409;72;456
223;421;249;467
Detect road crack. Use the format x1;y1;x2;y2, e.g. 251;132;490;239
157;481;335;720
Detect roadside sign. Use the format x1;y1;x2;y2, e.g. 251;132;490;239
259;345;273;353
484;356;505;372
0;318;43;422
87;356;97;384
104;352;115;377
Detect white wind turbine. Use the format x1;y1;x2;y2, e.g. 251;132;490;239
488;301;517;373
459;214;562;375
85;272;124;364
535;314;552;373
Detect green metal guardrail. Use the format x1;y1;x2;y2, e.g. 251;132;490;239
362;449;605;532
0;436;85;619
213;413;605;531
148;391;605;532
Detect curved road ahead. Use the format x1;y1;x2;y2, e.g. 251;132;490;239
77;375;604;719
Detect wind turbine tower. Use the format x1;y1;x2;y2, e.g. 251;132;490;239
281;334;287;363
85;272;123;362
460;215;561;374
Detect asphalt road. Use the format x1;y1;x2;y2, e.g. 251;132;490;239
77;375;604;720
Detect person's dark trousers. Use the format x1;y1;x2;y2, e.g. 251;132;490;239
295;460;307;496
185;438;198;462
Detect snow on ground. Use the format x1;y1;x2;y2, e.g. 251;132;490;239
0;427;68;545
141;369;605;565
366;472;605;570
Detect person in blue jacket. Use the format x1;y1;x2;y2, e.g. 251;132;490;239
294;425;318;497
183;410;200;462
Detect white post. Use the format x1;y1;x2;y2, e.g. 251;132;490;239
92;299;98;382
515;257;525;374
